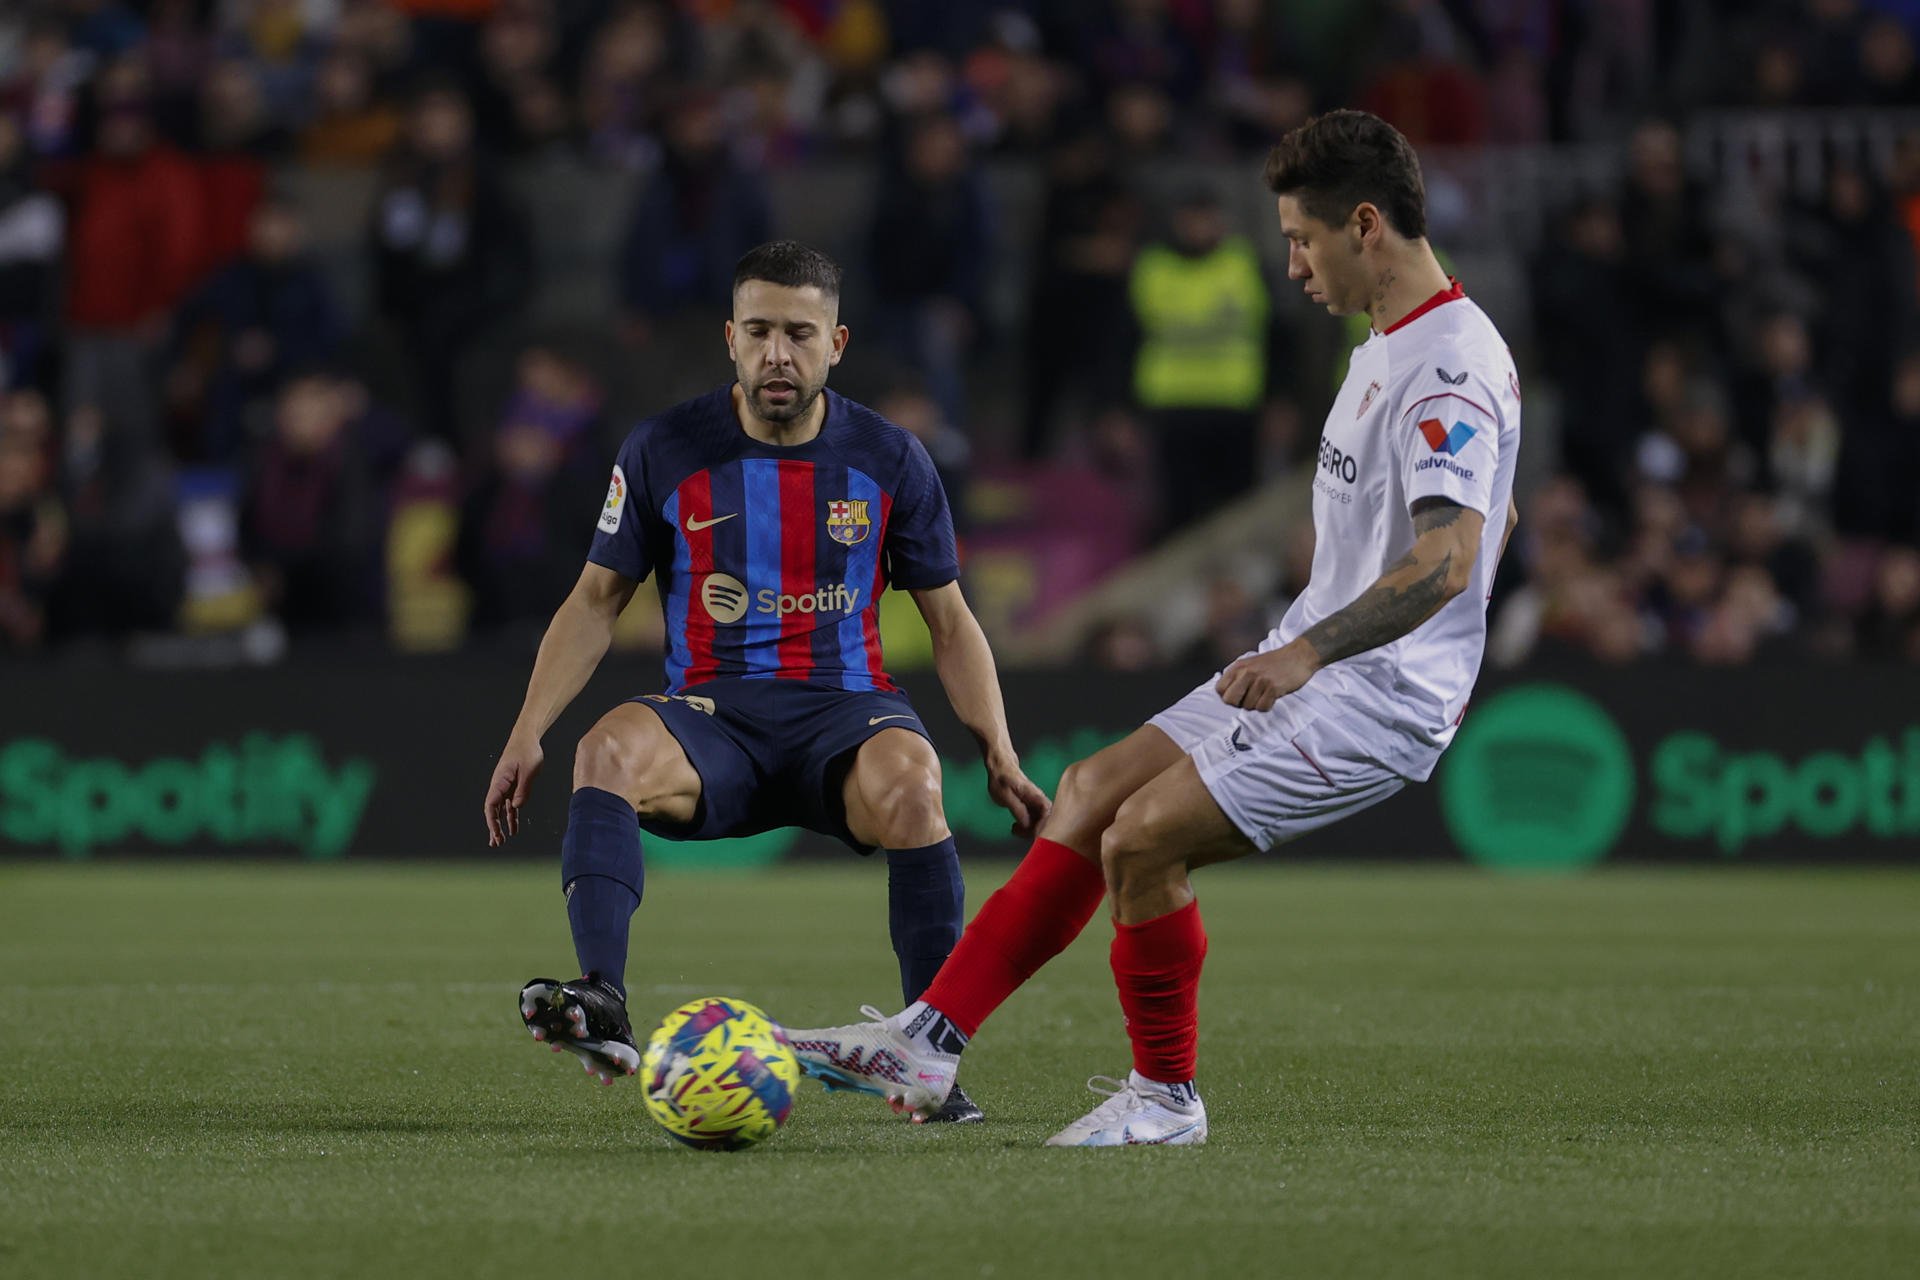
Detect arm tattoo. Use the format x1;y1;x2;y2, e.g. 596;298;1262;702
1298;499;1469;666
1412;496;1467;533
1298;554;1453;666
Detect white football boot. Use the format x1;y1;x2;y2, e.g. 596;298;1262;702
786;1005;959;1119
1044;1072;1208;1147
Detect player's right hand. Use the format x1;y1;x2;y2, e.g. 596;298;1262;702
484;736;544;847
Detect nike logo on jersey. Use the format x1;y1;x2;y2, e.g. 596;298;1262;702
1230;725;1251;753
868;714;913;726
686;513;737;532
1436;366;1468;385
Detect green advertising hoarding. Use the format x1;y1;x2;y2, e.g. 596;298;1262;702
2;658;1915;865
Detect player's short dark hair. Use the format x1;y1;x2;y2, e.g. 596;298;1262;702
1263;110;1428;240
733;241;842;300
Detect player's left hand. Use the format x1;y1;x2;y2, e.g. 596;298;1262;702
987;758;1051;840
1216;645;1317;712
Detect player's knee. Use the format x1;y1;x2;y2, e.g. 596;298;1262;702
1099;801;1171;896
1056;757;1123;828
871;770;947;848
573;725;643;793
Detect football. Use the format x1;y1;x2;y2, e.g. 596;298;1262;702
641;997;802;1150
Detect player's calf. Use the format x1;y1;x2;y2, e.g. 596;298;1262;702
519;976;640;1085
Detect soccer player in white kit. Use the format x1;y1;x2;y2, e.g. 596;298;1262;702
788;110;1522;1146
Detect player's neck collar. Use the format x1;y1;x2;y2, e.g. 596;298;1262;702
1378;276;1465;336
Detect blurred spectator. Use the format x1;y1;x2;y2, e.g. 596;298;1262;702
1799;0;1872;105
0;388;67;649
1836;349;1920;543
1179;571;1268;670
1767;392;1840;532
1794;165;1918;425
1355;22;1489;147
2;17;92;158
873;383;970;535
960;12;1065;154
300;47;403;165
456;345;605;633
1021;125;1140;457
141;0;213;138
41;60;206;444
617;94;771;344
1856;546;1920;661
333;0;417;99
1619;119;1717;352
1268;516;1316;619
1734;312;1820;460
190;58;284;282
1085;613;1162;671
1693;561;1792;664
1084;0;1201;107
471;0;573;155
1105;80;1175;158
1205;0;1313;151
869;110;991;430
370;80;532;444
242;373;382;630
1532;198;1635;510
578;2;676;169
166;198;342;462
1892;131;1920;294
1128;185;1270;535
1727;490;1820;621
49;401;185;638
0;113;62;391
1856;13;1920;105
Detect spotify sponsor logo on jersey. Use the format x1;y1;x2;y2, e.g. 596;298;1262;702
701;574;750;622
700;573;862;624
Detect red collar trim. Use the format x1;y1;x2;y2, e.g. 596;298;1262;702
1380;277;1465;335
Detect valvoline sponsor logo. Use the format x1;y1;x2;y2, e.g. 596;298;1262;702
1418;418;1477;455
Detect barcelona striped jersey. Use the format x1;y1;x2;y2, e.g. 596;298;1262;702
587;386;958;693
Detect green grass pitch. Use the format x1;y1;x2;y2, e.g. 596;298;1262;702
1;862;1915;1278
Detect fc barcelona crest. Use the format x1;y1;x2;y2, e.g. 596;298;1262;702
826;499;871;546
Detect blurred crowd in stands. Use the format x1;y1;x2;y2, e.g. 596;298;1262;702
1;0;1919;667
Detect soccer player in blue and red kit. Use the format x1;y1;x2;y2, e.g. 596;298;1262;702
482;241;1049;1123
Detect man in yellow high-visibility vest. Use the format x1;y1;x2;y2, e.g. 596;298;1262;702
1129;186;1272;534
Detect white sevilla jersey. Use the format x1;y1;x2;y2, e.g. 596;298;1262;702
1272;281;1520;781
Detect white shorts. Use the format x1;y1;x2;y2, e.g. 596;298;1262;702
1148;674;1406;852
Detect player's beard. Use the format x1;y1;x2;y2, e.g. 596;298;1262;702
745;369;826;424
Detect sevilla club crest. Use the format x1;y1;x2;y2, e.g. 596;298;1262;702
1356;380;1382;418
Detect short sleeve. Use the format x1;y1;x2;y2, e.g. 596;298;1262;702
884;435;960;589
586;431;651;582
1394;380;1500;518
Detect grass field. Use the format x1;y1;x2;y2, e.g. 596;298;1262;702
1;862;1915;1279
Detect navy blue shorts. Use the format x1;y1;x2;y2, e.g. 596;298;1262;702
624;677;933;853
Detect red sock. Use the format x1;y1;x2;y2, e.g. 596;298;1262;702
921;837;1106;1036
1110;899;1208;1084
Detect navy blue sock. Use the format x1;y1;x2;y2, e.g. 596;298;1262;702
561;786;644;998
887;837;964;1004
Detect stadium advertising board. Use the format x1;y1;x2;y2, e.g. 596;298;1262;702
1;658;1914;866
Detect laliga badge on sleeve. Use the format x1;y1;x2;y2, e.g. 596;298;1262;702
599;464;627;534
